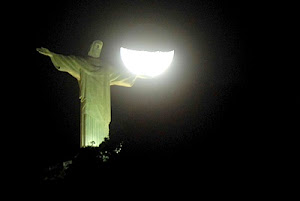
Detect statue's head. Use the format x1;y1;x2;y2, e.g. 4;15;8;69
88;40;103;58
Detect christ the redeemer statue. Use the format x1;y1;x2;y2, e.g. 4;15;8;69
37;40;141;148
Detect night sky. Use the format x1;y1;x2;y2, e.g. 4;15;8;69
31;0;258;182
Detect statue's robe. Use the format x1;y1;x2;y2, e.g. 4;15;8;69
49;53;137;147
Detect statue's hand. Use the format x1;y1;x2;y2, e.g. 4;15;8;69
36;47;53;57
137;74;152;79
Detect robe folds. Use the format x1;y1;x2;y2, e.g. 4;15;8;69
50;53;137;147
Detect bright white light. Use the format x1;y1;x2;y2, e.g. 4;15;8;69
120;47;174;77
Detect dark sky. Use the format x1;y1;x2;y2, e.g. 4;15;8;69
32;0;257;175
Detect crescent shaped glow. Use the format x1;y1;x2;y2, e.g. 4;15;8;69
120;47;174;77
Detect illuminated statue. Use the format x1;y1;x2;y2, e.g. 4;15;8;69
37;40;174;148
37;40;139;147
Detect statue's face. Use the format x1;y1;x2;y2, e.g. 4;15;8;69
88;40;103;58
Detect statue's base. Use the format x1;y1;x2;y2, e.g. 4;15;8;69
40;140;123;184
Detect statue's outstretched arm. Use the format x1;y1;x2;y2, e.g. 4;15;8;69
108;64;137;87
109;63;153;87
36;47;53;57
36;47;81;80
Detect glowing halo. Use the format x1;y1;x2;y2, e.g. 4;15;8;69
120;47;174;77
